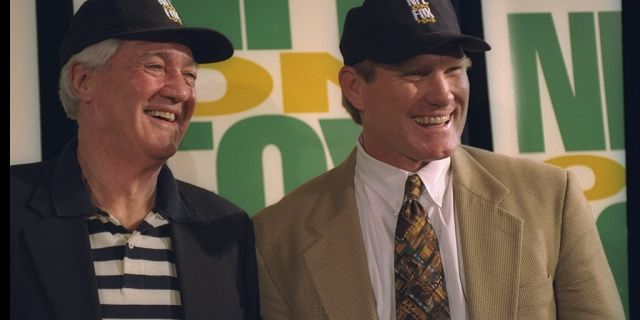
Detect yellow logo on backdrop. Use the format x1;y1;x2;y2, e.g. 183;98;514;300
195;53;342;115
545;155;626;201
195;57;272;116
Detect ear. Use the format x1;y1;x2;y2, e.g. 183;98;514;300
339;65;366;112
70;63;95;103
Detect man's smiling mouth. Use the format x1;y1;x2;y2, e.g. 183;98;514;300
145;110;176;122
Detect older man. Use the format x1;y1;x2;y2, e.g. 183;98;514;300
10;0;259;319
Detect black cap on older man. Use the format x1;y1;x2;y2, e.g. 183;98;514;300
59;0;233;66
340;0;491;66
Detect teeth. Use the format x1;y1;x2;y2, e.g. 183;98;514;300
145;110;176;122
413;115;450;125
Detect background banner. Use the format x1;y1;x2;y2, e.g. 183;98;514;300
481;0;628;315
10;0;629;316
167;0;362;215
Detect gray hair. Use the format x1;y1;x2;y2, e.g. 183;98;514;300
58;39;121;119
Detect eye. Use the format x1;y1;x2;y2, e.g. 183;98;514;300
400;70;429;81
145;63;165;75
446;66;465;76
183;71;197;86
445;62;471;78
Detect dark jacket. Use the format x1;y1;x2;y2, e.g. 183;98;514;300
10;140;260;320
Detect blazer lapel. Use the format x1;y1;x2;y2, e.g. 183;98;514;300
451;147;522;319
23;215;100;320
304;151;378;319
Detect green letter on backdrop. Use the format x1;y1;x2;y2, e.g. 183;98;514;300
217;115;327;214
509;12;605;152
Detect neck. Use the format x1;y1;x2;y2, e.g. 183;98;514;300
77;141;162;231
359;134;429;172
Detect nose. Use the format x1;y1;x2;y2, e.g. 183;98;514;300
160;69;192;104
422;72;454;107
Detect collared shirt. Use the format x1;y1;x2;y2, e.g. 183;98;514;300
88;210;182;319
50;139;189;319
354;141;468;320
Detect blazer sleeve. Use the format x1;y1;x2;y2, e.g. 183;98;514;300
553;170;625;319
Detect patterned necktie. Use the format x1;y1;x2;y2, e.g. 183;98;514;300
395;174;450;320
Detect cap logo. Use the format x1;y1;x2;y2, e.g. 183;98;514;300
157;0;183;25
405;0;436;24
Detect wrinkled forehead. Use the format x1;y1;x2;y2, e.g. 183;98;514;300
113;39;196;64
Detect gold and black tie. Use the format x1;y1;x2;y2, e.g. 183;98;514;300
394;174;450;320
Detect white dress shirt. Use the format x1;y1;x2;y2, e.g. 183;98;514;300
354;142;469;320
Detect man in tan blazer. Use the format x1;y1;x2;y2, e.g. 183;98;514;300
253;0;624;319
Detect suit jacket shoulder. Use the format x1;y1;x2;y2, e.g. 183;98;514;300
455;145;569;211
11;161;55;229
253;151;355;252
176;179;248;222
459;145;567;183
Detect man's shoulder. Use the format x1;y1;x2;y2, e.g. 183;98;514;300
255;162;347;217
11;160;54;195
459;145;566;177
252;162;353;256
175;179;248;220
457;145;571;204
11;160;51;180
11;161;56;229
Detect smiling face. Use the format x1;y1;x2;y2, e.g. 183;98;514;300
75;40;198;164
341;46;470;172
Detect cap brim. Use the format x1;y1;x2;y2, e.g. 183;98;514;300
455;35;491;52
370;32;491;64
115;27;234;64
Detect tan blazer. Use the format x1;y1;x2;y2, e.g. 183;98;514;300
253;145;624;320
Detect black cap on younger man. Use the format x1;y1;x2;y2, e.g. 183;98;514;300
340;0;490;66
59;0;234;66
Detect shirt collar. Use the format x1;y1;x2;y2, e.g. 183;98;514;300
355;139;451;213
93;210;169;232
51;138;190;221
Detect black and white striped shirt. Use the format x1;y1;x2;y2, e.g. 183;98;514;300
88;210;182;319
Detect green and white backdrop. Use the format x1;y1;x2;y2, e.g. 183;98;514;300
481;0;628;315
10;0;631;317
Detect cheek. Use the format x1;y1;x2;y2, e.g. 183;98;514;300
182;99;197;121
453;76;470;99
453;82;469;106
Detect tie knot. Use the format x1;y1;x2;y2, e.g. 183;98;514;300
404;174;423;201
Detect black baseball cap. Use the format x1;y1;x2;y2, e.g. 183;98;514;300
340;0;491;66
59;0;234;65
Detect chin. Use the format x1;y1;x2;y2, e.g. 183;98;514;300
424;144;458;160
146;146;179;162
160;148;179;159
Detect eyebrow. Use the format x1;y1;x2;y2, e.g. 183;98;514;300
139;50;197;69
393;55;472;72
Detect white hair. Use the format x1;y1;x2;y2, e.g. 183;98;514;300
58;39;122;119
